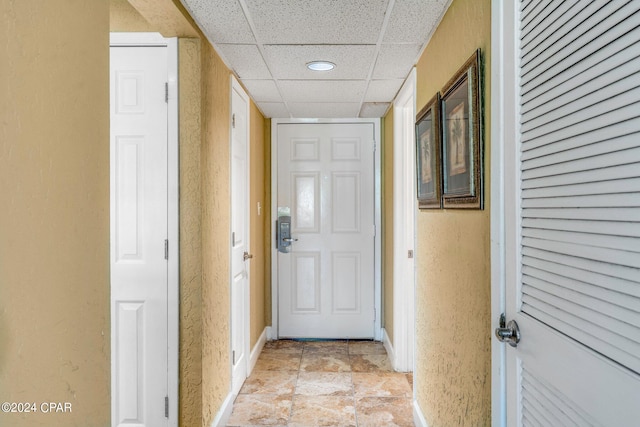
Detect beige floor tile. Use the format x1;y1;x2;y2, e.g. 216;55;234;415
349;354;393;373
227;394;292;426
263;340;304;354
352;373;412;398
300;353;351;372
355;397;414;427
406;373;414;389
303;340;349;354
348;341;387;355
254;353;301;371
289;396;356;427
239;370;298;395
295;372;353;396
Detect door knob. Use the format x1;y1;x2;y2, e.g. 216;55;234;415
243;252;253;261
495;313;520;348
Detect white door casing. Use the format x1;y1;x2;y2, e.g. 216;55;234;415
392;68;417;373
493;2;640;426
273;120;381;339
230;76;251;395
110;33;179;427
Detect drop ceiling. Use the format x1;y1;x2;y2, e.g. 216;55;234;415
180;0;450;118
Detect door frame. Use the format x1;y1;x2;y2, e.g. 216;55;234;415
391;68;417;372
109;32;179;425
229;75;251;394
270;118;382;340
490;2;517;426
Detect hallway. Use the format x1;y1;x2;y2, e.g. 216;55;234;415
227;340;414;426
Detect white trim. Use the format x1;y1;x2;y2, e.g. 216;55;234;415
266;326;276;341
391;68;417;373
490;1;517;426
109;33;180;427
382;328;396;368
270;118;382;340
209;391;235;427
230;76;252;396
413;399;430;427
249;327;268;375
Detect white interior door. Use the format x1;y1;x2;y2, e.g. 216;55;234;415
110;44;169;427
277;122;376;338
497;2;640;425
230;77;250;395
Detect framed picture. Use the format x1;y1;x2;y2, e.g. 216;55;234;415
415;93;441;209
440;49;483;209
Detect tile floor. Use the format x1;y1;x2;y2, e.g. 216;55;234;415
227;340;414;427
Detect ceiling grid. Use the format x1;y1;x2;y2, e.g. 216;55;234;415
180;0;450;118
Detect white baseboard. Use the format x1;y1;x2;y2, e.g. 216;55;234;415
266;325;275;340
249;327;268;375
382;328;396;371
413;399;429;427
210;391;235;427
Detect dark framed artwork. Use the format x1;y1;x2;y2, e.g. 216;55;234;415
415;93;441;209
440;49;483;209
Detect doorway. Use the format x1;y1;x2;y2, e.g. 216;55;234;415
109;33;179;427
271;119;382;339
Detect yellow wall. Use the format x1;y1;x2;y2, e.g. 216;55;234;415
0;1;110;426
177;38;203;427
414;0;492;425
201;40;232;425
382;111;395;346
249;102;267;347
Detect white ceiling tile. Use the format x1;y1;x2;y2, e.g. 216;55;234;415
181;0;255;44
289;103;361;118
364;80;405;102
241;80;282;102
257;102;290;118
263;45;375;80
214;44;272;79
372;44;422;79
383;0;448;43
279;80;366;104
245;0;388;44
360;102;391;118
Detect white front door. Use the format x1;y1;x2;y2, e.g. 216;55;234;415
277;122;376;338
495;2;640;425
110;44;169;427
230;77;250;394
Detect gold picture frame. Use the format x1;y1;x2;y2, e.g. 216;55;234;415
415;93;442;209
440;49;483;209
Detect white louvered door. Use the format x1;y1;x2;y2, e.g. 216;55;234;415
505;1;640;425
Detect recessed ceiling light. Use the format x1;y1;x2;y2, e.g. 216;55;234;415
306;61;336;71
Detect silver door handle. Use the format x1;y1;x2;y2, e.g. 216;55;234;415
495;314;520;348
282;237;298;242
243;252;253;261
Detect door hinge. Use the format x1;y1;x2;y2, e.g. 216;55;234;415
165;82;169;103
408;250;414;259
232;113;236;129
164;239;169;260
232;350;236;364
232;232;236;246
164;396;169;418
373;224;376;237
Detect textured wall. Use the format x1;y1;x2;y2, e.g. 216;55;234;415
178;38;203;427
109;0;155;31
382;111;395;346
263;119;273;327
201;41;232;426
0;1;110;426
414;0;492;425
249;103;266;348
